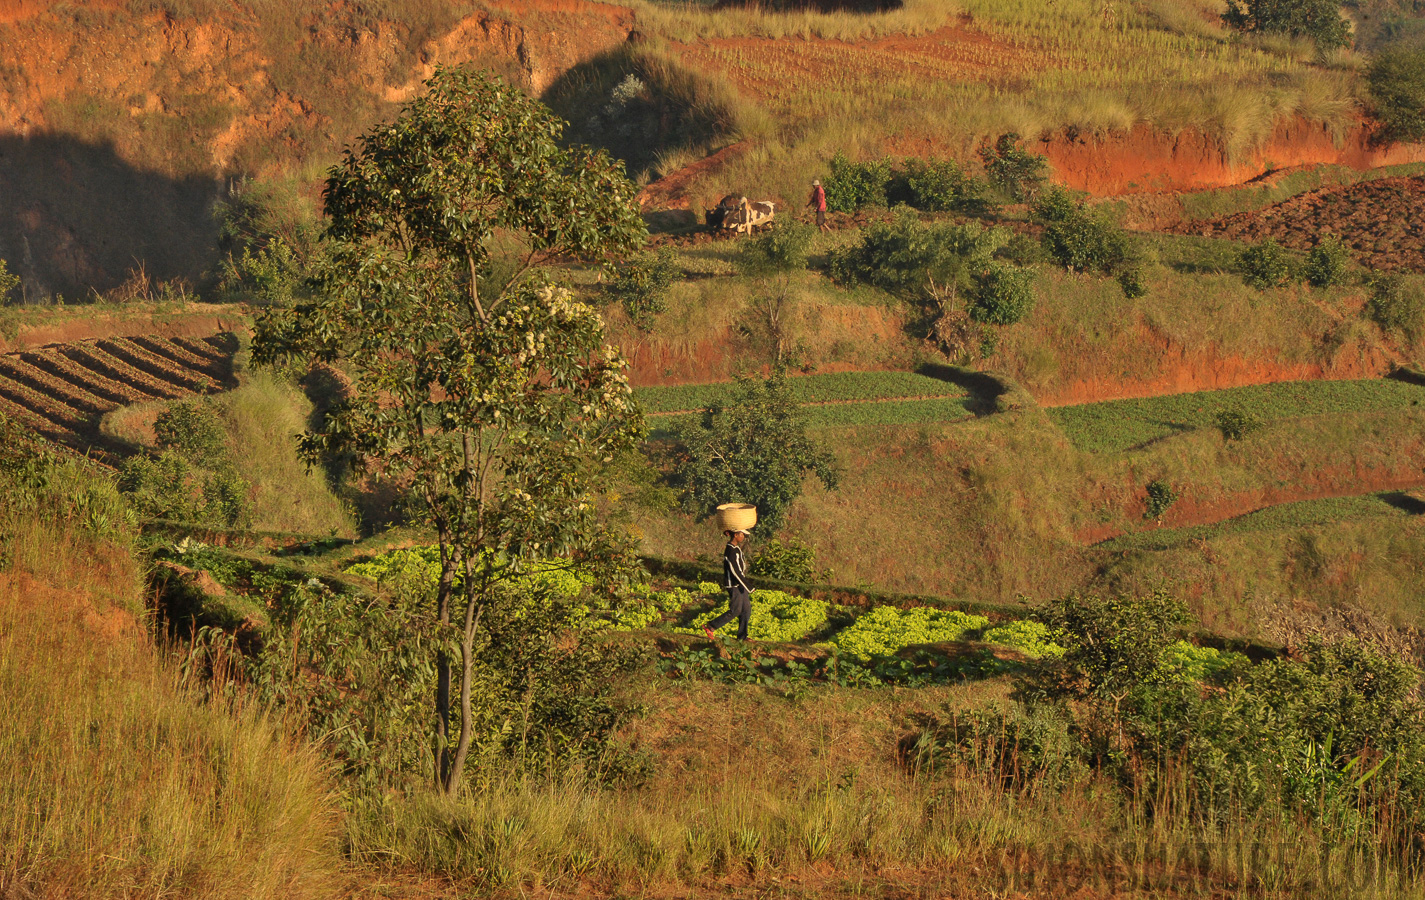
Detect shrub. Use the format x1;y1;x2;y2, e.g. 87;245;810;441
1223;0;1352;51
1238;238;1294;290
1215;407;1263;441
1143;479;1178;521
1368;48;1425;144
823;152;892;213
0;258;19;305
979;133;1048;202
1034;190;1144;297
154;399;227;464
1365;272;1424;338
674;375;840;534
1303;233;1350;288
1038;589;1192;700
607;247;678;330
894;157;989;214
751;535;828;583
968;263;1036;326
740;221;814;275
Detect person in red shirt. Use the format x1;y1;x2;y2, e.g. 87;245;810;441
808;179;830;233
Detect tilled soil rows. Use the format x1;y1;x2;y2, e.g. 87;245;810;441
1172;175;1425;273
0;334;238;464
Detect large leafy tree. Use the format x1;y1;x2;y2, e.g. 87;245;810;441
675;376;839;534
253;66;646;795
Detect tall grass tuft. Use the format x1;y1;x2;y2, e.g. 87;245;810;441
0;431;344;899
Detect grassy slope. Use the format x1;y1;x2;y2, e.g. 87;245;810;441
0;457;342;899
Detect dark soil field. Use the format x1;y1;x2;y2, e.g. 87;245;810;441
0;333;237;462
1172;174;1425;272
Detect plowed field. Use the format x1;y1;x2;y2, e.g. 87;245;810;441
1173;175;1425;273
0;333;238;464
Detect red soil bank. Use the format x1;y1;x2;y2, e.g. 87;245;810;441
1044;117;1425;196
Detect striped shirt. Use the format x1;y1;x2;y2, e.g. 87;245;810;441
723;541;751;592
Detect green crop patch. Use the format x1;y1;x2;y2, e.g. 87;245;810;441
1098;492;1419;553
1048;379;1425;454
636;371;966;415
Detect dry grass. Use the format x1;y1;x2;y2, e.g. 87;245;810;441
0;460;344;900
347;678;1425;897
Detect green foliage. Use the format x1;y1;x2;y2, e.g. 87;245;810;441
0;258;19;305
1160;640;1245;682
893;157;990;214
1368;47;1425;143
1035;189;1143;297
607;247;678;331
1238;237;1294;290
751;535;828;583
823;152;893;213
674;375;839;534
828;211;1005;295
1214;407;1263;441
682;588;830;642
740;221;814;275
968;264;1036;326
1303;233;1350;288
978;133;1048;202
154;399;227;464
1047;377;1425;453
251;65;646;796
118;453;251;529
218;239;304;308
1143;479;1179;521
118;399;250;528
1365;272;1424;338
981;620;1066;659
637;371;965;414
1037;589;1192;700
830;605;989;662
1223;0;1353;50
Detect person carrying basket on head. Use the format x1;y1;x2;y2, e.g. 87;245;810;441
808;178;830;233
704;527;753;641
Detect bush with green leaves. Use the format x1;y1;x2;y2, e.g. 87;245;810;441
1303;233;1350;288
1037;589;1192;701
1143;479;1178;521
893;157;990;214
0;258;19;305
978;133;1048;202
118;400;250;528
968;263;1036;326
682;588;830;642
1365;272;1423;338
674;375;839;534
751;535;828;583
823;152;893;213
1160;640;1245;682
1369;47;1425;144
1238;238;1294;290
1223;0;1352;50
1215;407;1263;441
1034;189;1144;298
606;247;678;331
831;605;989;662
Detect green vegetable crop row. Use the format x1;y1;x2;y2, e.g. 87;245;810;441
636;371;967;414
1048;378;1425;454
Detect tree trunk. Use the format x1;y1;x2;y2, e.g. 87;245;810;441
434;526;456;787
442;556;482;797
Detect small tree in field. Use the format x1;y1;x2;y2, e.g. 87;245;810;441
0;259;19;305
253;66;646;796
1223;0;1352;51
675;376;839;534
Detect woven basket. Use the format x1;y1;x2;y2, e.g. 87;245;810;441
715;503;757;532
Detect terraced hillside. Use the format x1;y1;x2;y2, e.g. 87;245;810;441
0;333;238;463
